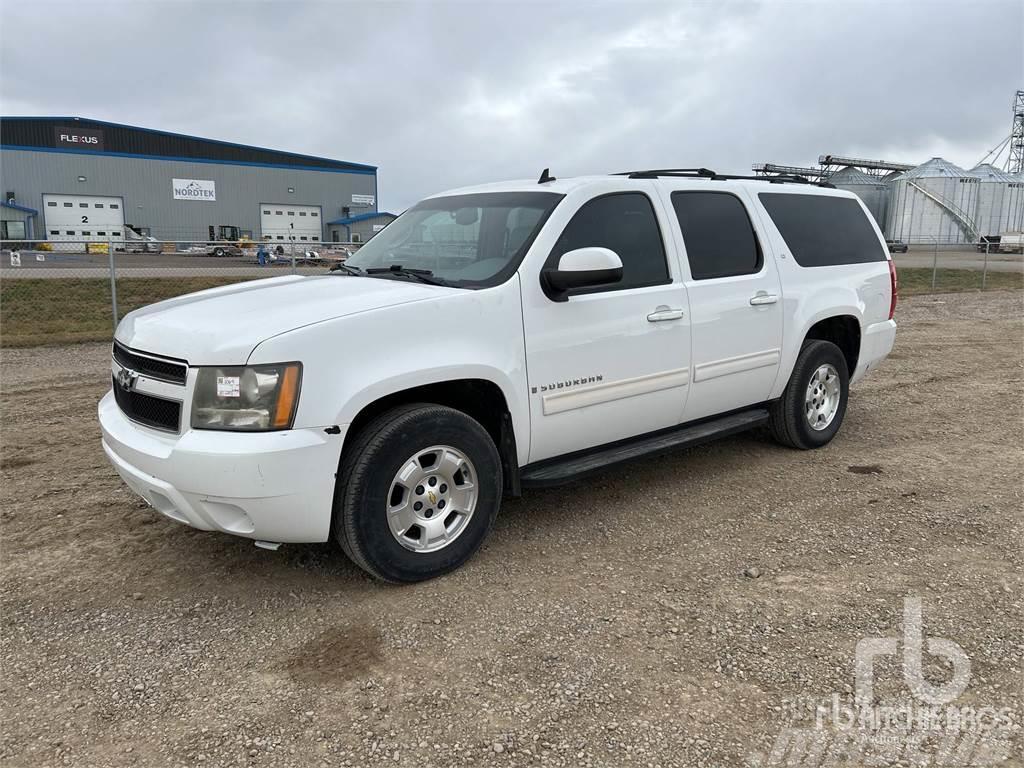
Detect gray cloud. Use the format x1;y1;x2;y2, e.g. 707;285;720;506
2;0;1021;209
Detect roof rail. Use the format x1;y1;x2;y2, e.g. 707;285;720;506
614;168;717;179
710;172;836;188
612;168;834;187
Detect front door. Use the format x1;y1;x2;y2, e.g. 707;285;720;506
521;190;691;464
659;186;784;423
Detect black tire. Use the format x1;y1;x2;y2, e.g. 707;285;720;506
333;404;503;582
213;247;225;257
769;340;849;450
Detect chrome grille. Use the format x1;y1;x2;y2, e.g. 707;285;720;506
112;342;187;385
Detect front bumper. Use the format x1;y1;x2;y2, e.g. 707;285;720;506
99;390;340;543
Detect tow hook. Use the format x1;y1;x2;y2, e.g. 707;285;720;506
254;540;282;551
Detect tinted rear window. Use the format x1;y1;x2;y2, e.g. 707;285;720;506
758;193;885;267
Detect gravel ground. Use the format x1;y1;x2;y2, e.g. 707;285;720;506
1;291;1022;767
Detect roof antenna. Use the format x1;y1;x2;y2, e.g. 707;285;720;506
538;168;556;184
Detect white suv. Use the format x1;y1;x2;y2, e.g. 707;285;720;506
100;168;898;581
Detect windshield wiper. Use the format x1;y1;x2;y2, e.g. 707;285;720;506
328;262;363;276
364;265;450;286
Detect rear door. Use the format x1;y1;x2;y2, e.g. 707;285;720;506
659;186;784;423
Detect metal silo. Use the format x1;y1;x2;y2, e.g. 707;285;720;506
969;164;1024;238
886;158;980;244
827;166;890;230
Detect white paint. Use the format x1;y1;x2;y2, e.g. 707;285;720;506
259;203;322;243
42;193;125;244
101;174;897;547
542;368;690;416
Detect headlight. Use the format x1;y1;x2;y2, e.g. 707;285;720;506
191;363;301;431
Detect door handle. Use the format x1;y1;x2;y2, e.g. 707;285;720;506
647;306;685;322
749;292;778;306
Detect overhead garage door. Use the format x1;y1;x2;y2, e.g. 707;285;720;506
43;194;125;245
260;203;322;244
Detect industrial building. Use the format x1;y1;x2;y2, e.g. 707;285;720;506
0;116;379;246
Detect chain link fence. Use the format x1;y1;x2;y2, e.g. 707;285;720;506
0;238;360;347
1;236;1021;348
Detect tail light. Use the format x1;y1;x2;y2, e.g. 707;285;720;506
888;258;898;320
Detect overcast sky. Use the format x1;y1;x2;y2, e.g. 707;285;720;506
2;0;1021;210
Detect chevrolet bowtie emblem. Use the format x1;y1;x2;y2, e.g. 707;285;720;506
116;367;138;392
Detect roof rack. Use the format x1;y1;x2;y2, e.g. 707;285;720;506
614;168;834;188
614;168;717;179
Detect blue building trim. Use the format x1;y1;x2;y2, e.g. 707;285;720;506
0;144;377;176
327;211;397;226
1;200;39;215
1;115;376;172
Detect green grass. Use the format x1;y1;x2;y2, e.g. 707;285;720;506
1;276;261;347
898;267;1023;295
1;269;1021;348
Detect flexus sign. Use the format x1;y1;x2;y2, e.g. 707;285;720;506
172;178;217;201
54;127;104;151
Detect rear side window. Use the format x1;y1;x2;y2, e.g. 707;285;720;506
549;192;668;291
671;192;762;280
759;193;886;267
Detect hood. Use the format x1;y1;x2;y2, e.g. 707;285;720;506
116;274;454;364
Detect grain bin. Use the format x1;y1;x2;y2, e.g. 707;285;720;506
886;158;980;244
969;164;1024;238
827;166;890;230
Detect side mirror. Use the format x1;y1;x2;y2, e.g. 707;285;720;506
542;247;623;301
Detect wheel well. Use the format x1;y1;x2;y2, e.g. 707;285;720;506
344;379;520;494
805;315;861;374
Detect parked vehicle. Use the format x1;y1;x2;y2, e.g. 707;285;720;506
885;239;908;253
207;243;243;257
977;235;1001;252
100;168;898;582
998;232;1023;253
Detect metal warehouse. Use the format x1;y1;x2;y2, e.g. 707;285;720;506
0;116;379;246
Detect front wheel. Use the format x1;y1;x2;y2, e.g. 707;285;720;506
334;404;502;582
769;340;849;450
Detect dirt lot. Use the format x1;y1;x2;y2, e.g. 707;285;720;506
1;292;1022;767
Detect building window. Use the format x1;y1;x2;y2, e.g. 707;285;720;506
352;233;362;243
299;211;307;216
287;187;295;193
50;230;59;235
275;210;282;215
312;235;319;241
276;235;284;240
80;203;89;208
64;202;73;208
48;201;57;207
287;211;295;216
77;175;87;182
82;231;91;235
263;210;271;215
95;203;104;208
311;212;318;217
300;236;308;241
110;204;119;209
112;231;121;237
66;230;74;235
97;231;106;236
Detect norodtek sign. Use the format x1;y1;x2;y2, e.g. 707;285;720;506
54;127;104;151
172;178;217;201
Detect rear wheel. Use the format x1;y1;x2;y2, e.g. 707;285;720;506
769;340;849;449
334;404;502;582
213;247;226;257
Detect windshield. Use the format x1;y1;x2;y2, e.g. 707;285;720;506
345;191;563;288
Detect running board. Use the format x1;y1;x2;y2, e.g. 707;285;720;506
520;408;769;488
